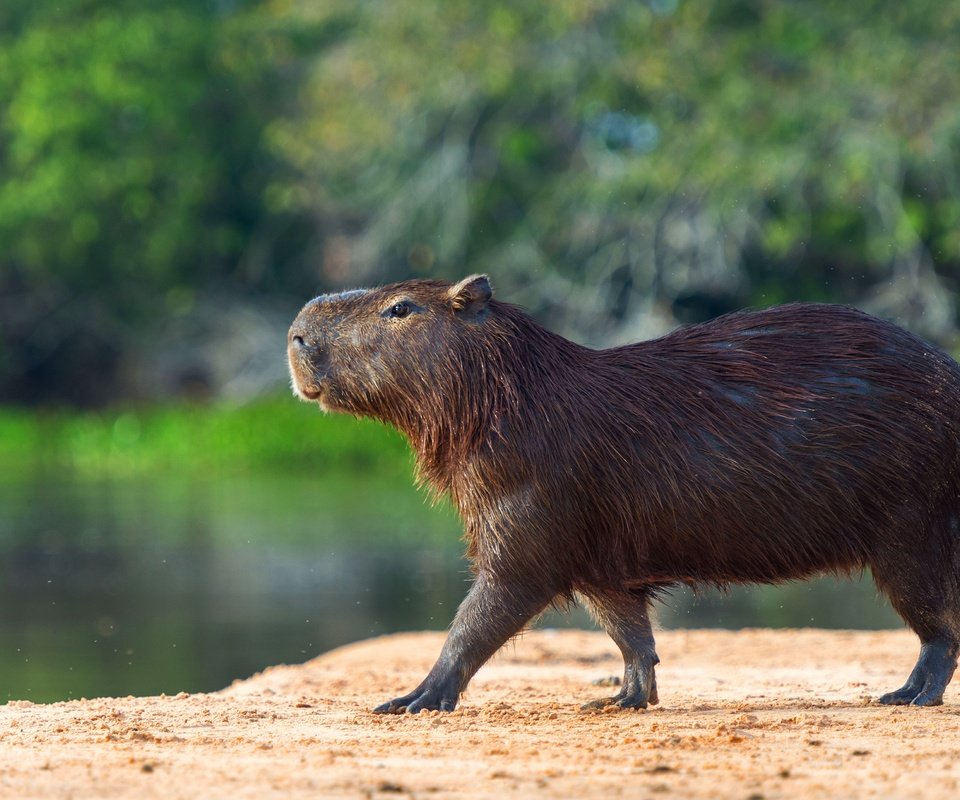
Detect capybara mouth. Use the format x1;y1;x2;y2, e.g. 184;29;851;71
291;373;325;401
288;364;326;402
288;351;328;403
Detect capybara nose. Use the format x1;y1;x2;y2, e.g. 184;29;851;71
291;334;306;349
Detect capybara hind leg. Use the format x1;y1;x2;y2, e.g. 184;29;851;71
579;590;659;710
879;639;959;706
373;571;553;714
873;551;960;706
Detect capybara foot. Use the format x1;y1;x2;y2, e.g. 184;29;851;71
878;684;944;707
879;639;957;707
373;683;459;714
581;693;647;711
581;680;658;711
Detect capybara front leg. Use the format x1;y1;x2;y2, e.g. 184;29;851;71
373;571;553;714
579;589;659;710
879;639;959;706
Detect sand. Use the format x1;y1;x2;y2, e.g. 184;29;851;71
0;629;958;798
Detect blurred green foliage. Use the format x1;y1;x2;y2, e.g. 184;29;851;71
274;0;960;327
2;0;960;405
0;397;412;478
0;0;330;404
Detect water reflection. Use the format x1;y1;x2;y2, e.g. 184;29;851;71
0;473;901;702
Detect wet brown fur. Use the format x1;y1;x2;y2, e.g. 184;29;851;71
288;275;960;710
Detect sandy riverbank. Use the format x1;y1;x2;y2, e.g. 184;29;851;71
0;628;957;798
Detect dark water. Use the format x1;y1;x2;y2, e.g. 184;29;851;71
0;472;901;703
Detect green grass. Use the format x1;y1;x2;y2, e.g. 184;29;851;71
0;397;414;479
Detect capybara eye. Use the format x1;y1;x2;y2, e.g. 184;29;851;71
389;302;410;318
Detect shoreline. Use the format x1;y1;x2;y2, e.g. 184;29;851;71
0;628;956;799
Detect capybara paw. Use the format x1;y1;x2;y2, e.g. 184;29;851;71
580;692;649;712
878;689;914;706
372;697;409;714
647;681;659;706
878;684;943;706
909;689;945;706
581;695;619;711
373;688;458;714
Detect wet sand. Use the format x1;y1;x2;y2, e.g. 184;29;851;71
0;629;957;798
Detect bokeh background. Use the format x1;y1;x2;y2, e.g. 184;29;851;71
2;0;957;700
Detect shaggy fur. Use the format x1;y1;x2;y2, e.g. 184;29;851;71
288;275;960;712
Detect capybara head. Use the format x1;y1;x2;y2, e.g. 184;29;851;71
287;274;495;424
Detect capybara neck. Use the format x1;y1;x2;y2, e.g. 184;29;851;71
390;302;590;496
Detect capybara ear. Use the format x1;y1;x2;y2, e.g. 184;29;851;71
449;274;493;317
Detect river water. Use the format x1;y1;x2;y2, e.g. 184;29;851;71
0;472;900;702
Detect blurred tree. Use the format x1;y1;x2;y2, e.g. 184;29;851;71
0;0;332;404
268;0;960;344
3;0;960;405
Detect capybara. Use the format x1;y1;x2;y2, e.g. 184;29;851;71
287;274;960;711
